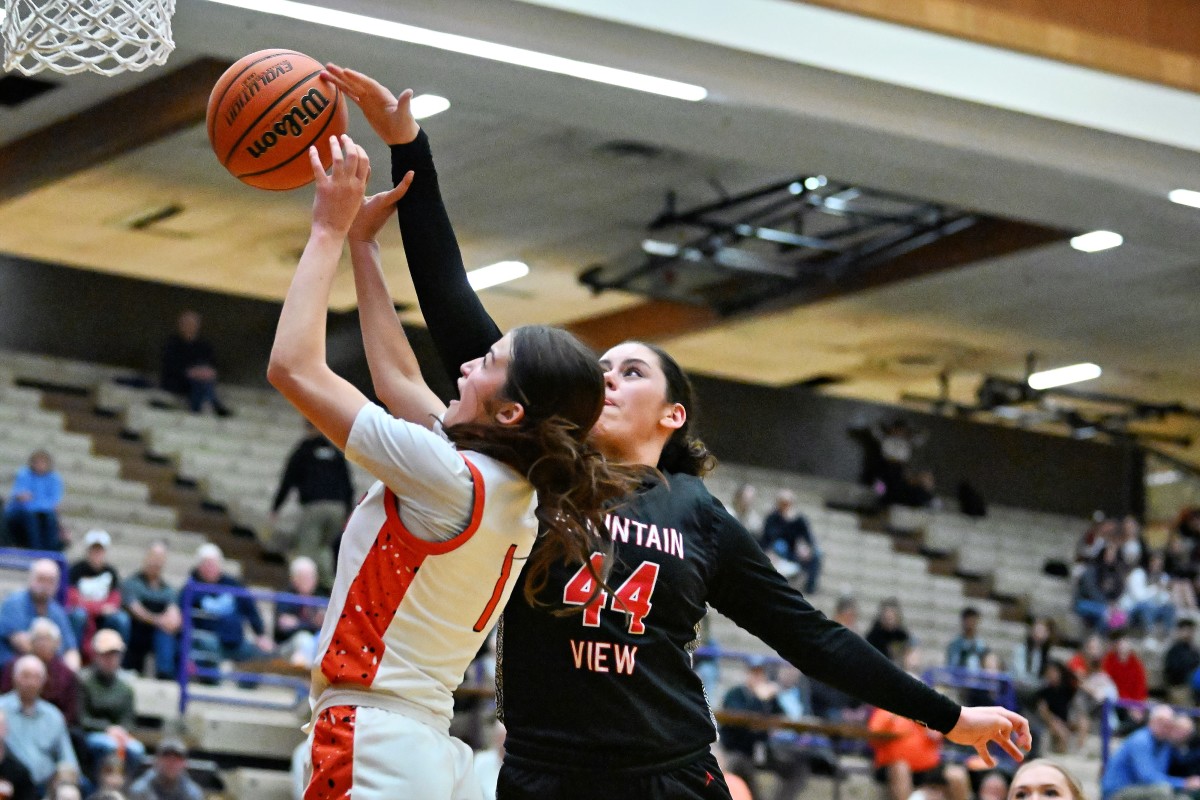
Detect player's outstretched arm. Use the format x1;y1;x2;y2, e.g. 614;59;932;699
347;172;448;428
269;135;436;447
324;64;502;382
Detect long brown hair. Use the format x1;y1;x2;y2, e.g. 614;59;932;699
443;325;638;605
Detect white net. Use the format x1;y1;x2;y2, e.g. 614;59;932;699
2;0;176;76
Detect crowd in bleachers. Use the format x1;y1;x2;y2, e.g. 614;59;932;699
5;343;1200;800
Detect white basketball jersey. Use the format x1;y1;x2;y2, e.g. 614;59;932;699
309;405;537;730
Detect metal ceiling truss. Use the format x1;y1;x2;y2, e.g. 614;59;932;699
579;174;976;315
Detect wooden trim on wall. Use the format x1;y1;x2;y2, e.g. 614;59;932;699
795;0;1200;94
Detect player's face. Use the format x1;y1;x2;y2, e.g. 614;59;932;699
593;342;680;459
1009;764;1072;800
446;332;517;427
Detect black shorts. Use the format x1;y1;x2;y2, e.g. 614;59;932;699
497;751;732;800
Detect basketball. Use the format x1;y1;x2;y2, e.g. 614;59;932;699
206;49;349;191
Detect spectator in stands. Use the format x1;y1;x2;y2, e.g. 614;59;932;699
869;650;969;800
78;630;144;780
269;421;355;589
1162;531;1198;613
1066;634;1118;742
3;450;64;552
0;655;79;793
93;755;127;794
946;607;988;671
0;559;79;670
1118;516;1148;572
871;419;926;490
1073;543;1126;632
1163;619;1200;707
0;619;79;727
0;708;37;800
128;738;202;800
1033;661;1083;754
977;770;1008;800
1008;759;1085;800
1101;705;1200;800
866;597;912;663
1010;618;1055;709
120;542;180;680
66;531;130;657
810;596;867;723
159;311;229;417
273;557;327;667
1102;630;1149;707
761;490;822;592
719;657;808;800
730;483;764;543
1121;552;1175;645
186;544;272;672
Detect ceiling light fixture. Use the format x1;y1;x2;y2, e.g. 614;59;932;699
1069;230;1123;253
202;0;707;101
467;261;529;291
1028;362;1102;390
1168;188;1200;209
410;94;450;120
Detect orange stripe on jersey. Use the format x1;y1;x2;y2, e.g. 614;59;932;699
305;705;355;800
385;455;486;556
473;543;518;632
318;454;487;688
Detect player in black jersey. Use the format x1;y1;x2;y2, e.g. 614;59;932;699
323;64;1031;800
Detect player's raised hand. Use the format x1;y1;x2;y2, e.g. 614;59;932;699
946;706;1031;768
310;134;370;236
349;170;415;245
323;63;420;146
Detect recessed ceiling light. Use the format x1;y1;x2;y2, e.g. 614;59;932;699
1169;189;1200;209
1028;362;1102;390
201;0;707;101
467;261;528;291
1069;230;1122;253
410;94;450;120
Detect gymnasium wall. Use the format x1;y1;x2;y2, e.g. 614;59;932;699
691;375;1143;518
0;256;1140;517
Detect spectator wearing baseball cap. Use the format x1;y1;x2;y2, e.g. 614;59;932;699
78;630;144;779
66;531;129;658
128;739;203;800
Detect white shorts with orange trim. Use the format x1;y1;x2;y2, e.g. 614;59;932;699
305;704;482;800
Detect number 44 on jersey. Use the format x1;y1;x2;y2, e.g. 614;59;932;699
563;553;661;634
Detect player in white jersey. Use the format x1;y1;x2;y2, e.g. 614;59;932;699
267;136;634;800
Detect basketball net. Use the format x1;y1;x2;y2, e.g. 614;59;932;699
2;0;176;76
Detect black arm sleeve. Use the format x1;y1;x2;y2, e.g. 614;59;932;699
705;498;962;733
390;131;503;384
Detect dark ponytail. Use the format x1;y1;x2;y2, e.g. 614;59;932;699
442;326;640;606
639;342;716;477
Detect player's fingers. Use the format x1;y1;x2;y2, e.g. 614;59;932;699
974;741;996;769
995;732;1026;762
1005;710;1033;750
307;146;325;181
320;70;356;100
383;171;414;203
328;136;344;174
355;144;371;182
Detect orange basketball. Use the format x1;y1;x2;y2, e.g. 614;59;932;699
207;49;349;191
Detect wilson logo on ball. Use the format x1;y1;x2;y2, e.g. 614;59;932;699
245;88;333;159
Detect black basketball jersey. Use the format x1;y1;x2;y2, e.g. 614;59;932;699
389;132;962;774
496;473;961;771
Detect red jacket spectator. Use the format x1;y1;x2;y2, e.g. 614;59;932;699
1102;637;1148;701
